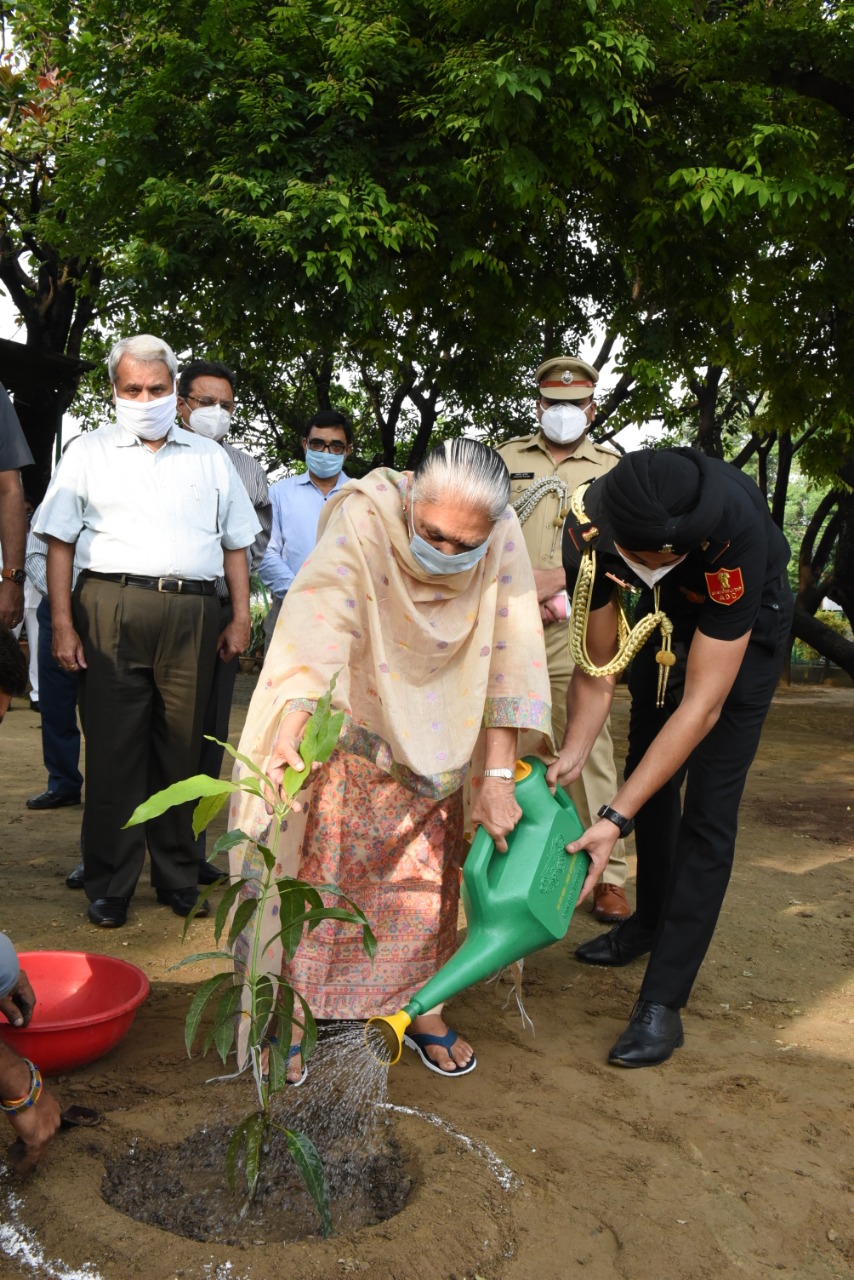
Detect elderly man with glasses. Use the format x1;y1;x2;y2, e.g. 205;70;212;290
258;409;353;648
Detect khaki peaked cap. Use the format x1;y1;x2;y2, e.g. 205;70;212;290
535;356;599;402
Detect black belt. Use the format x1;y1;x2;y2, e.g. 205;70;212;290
83;570;216;597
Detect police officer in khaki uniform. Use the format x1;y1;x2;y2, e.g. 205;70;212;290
498;356;630;922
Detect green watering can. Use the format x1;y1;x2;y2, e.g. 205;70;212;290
367;755;590;1063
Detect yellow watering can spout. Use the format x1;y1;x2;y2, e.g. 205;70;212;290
364;756;589;1068
366;1008;412;1065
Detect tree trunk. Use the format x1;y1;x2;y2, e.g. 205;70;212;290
791;604;854;680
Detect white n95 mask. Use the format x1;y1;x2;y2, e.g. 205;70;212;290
540;402;589;445
189;404;232;441
615;546;686;590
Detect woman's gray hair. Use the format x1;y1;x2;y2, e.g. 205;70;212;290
107;334;178;385
412;438;510;523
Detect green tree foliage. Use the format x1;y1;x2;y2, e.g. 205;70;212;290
4;1;854;667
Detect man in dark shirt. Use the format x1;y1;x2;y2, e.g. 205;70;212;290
0;383;34;630
549;447;792;1066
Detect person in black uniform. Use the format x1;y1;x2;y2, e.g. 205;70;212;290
547;447;793;1067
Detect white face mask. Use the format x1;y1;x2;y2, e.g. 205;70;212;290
615;546;687;590
115;391;177;441
539;401;589;445
189;404;232;441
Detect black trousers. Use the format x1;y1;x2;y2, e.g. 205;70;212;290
193;598;240;861
74;575;220;901
625;584;793;1009
36;596;84;798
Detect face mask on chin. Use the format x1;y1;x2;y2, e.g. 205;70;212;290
115;391;177;442
539;401;589;446
188;404;232;441
615;546;687;590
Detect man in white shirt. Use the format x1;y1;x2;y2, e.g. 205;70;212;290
258;409;352;647
35;335;261;928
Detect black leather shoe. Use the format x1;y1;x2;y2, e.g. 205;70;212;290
156;887;210;918
26;789;82;810
198;860;226;886
575;915;654;966
88;897;129;928
608;1000;684;1068
66;862;86;889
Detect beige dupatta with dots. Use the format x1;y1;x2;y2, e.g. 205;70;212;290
228;468;551;1058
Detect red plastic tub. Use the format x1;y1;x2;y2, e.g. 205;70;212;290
0;951;150;1075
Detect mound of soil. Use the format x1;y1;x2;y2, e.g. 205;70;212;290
102;1032;412;1244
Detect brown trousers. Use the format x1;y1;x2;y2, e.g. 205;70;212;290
74;576;220;901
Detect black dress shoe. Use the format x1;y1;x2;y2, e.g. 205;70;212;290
88;897;129;928
66;862;86;890
26;789;82;811
575;915;654;966
608;1000;684;1068
156;887;210;918
198;860;227;886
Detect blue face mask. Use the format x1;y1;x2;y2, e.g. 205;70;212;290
407;509;491;576
306;448;346;480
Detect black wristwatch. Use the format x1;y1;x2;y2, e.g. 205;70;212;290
597;804;635;837
1;568;25;586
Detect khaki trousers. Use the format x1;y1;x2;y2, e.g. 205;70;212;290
74;576;220;901
545;620;628;888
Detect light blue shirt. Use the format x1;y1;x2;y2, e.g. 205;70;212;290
34;421;261;579
258;469;349;598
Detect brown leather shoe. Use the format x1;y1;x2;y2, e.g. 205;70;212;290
592;883;631;923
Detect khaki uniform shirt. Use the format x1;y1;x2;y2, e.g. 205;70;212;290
498;432;621;574
498;432;629;879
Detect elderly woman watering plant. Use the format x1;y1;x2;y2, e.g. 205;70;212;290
230;438;551;1080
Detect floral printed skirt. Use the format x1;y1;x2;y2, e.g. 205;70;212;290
285;749;465;1020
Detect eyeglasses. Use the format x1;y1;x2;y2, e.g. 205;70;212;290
306;438;347;455
186;393;235;414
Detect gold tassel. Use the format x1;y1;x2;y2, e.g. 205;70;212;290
568;487;678;703
654;587;676;707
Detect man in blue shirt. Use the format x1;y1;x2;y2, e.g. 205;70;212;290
258;409;353;646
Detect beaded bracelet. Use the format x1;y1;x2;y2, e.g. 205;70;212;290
0;1058;43;1115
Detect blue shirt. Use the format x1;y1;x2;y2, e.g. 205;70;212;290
257;469;349;598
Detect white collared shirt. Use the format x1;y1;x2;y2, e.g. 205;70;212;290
35;421;261;579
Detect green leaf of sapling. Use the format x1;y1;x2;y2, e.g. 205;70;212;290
213;828;252;856
192;789;230;838
214;879;248;945
285;1129;332;1237
123;775;238;827
184;972;234;1055
226;896;260;949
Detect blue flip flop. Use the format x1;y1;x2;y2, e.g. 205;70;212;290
262;1037;307;1087
403;1027;477;1077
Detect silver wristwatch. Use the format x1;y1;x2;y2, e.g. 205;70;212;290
482;768;515;781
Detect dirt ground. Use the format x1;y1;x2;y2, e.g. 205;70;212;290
0;676;852;1280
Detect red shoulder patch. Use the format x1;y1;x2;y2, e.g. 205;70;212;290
704;567;744;605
